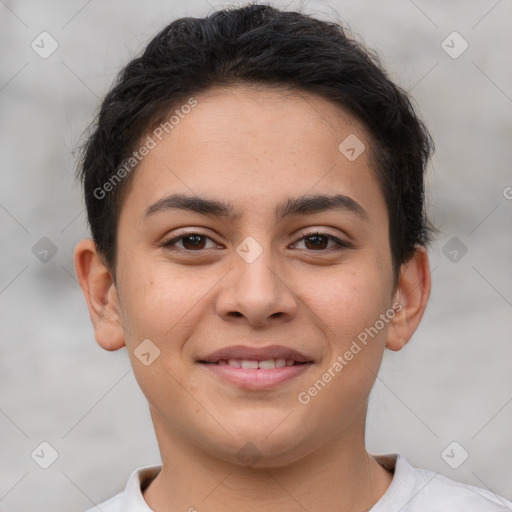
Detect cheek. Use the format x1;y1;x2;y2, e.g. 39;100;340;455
115;259;196;410
303;260;392;342
116;256;192;347
294;266;391;426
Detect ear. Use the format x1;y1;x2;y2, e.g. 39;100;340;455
74;238;125;351
386;246;431;351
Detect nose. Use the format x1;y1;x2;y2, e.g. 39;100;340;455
215;242;298;328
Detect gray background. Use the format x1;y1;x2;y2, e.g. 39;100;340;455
1;1;511;510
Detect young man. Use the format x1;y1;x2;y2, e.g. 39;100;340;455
75;3;512;511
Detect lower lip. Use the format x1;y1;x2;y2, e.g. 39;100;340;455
200;363;312;390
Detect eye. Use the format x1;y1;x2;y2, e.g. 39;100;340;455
291;231;350;251
161;230;351;253
162;231;220;251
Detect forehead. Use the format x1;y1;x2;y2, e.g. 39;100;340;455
120;84;385;225
171;84;366;154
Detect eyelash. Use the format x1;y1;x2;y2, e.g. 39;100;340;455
161;230;351;253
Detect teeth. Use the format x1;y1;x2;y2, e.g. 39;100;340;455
241;360;259;370
220;358;298;369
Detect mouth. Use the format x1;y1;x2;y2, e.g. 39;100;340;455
200;358;309;369
197;345;314;390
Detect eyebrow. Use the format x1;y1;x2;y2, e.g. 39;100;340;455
143;192;368;222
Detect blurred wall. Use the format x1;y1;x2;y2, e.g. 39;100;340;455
0;1;511;510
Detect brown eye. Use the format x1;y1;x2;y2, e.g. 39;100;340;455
293;232;349;252
181;235;206;250
162;233;218;251
304;234;329;250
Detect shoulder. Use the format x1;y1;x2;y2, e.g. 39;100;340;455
83;465;161;512
397;454;512;511
84;491;123;512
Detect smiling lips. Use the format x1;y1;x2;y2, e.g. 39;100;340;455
199;344;313;364
198;344;314;390
216;358;298;369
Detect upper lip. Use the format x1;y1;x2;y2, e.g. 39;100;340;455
198;344;313;363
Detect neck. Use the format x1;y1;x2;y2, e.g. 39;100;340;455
143;408;393;512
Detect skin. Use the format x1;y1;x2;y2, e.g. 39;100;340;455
75;85;431;512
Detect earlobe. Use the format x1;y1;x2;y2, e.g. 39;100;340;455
74;239;126;351
386;246;431;351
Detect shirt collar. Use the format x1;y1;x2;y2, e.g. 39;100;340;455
370;453;415;511
121;465;161;511
120;454;410;511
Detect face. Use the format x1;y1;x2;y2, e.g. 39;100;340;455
83;85;419;468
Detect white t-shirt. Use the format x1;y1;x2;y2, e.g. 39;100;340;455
85;453;512;511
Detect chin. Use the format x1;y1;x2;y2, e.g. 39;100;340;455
202;424;313;469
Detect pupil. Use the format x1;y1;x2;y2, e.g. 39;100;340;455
305;235;327;250
184;235;205;250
